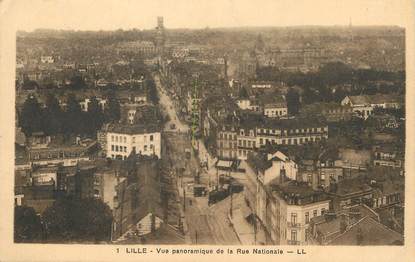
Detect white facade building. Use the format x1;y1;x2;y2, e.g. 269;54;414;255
106;125;161;160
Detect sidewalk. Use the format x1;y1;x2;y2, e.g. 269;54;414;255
228;200;267;245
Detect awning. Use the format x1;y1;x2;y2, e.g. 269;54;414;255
216;160;233;168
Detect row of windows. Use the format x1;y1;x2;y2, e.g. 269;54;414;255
219;141;237;149
112;145;127;153
110;134;155;143
239;130;255;136
238;149;251;157
292;208;325;225
258;127;324;135
111;144;155;153
218;150;237;158
238;139;256;148
111;135;127;143
265;109;287;116
219;133;237;140
259;136;322;145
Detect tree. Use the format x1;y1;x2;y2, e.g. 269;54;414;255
105;91;121;123
42;197;113;242
286;88;300;115
19;95;43;136
14;206;43;243
146;79;159;105
42;93;63;135
86;96;104;135
63;93;83;135
69;75;86;90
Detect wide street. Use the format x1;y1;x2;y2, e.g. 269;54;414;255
156;72;240;245
154;73;189;133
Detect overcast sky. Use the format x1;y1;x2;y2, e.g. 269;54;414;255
2;0;411;31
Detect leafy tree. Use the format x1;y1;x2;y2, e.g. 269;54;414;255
63;93;83;135
22;80;39;90
19;95;43;136
42;93;63;135
286;88;300;115
69;75;86;90
42;197;113;242
146;79;159;105
105;91;121;123
86;96;104;134
14;206;43;243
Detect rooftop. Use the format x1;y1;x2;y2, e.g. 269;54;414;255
270;180;329;205
329;216;403;245
107;123;160;135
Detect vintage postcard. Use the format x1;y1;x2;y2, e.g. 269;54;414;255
0;0;414;261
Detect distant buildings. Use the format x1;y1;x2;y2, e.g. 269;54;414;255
341;94;403;119
26;133;96;167
40;56;54;64
300;103;353;122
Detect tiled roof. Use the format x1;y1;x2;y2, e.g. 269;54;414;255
329;216;403;245
107;123;160;135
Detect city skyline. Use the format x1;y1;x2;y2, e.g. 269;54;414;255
2;0;410;31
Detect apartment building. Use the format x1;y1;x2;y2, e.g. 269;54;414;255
263;181;330;245
256;117;328;148
105;123;161;160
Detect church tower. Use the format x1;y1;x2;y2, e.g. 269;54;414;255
155;16;165;54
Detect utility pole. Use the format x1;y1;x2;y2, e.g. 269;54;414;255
183;187;186;212
230;185;233;219
195;230;198;244
216;167;219;189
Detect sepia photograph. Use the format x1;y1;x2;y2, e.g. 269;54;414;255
1;0;414;261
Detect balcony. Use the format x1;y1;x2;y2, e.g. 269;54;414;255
287;222;301;228
287;240;300;245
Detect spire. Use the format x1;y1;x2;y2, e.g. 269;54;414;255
349;17;354;42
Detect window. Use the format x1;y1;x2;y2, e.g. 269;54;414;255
313;210;317;217
111;145;115;151
144;145;148;151
132;146;136;152
115;145;119;152
132;137;136;143
321;208;326;215
291;230;297;241
111;135;114;142
150;135;154;141
305;212;310;224
123;137;126;143
124;146;127;152
291;213;297;224
260;138;263;145
150;144;154;150
115;136;118;142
